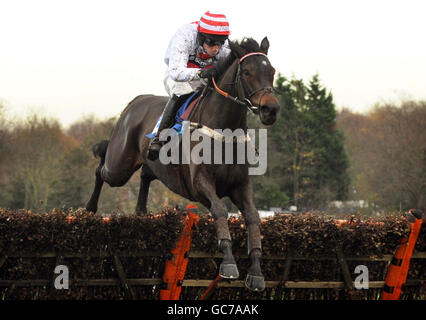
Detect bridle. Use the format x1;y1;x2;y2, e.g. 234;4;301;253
211;51;274;113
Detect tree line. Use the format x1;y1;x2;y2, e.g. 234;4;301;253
0;75;424;214
337;101;425;212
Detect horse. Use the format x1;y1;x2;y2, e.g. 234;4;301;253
86;37;281;291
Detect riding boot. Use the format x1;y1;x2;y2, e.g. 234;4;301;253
147;94;180;161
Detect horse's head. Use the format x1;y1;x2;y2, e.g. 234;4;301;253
229;37;281;126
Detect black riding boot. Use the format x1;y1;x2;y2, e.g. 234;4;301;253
147;94;180;161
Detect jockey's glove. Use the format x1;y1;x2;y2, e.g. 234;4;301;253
198;66;217;80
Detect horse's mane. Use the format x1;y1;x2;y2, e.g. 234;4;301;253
214;37;262;81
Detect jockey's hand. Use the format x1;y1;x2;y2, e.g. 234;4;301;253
198;67;217;80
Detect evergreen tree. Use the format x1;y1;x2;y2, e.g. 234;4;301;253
305;74;350;206
252;73;350;210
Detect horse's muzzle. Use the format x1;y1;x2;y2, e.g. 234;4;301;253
259;102;280;126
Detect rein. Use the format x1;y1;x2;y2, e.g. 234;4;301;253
211;51;273;113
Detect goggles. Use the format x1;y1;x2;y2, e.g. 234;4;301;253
204;37;226;47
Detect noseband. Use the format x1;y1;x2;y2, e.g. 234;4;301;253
212;51;274;113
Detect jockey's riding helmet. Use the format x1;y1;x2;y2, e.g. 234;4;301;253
197;11;230;47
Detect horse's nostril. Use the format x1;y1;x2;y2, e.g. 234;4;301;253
261;106;270;114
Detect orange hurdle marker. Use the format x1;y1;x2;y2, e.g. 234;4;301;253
382;209;423;300
159;205;199;300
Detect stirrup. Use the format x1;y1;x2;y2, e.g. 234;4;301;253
147;137;162;161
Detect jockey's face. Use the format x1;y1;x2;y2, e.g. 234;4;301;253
203;42;220;57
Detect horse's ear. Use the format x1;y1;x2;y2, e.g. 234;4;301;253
260;37;269;54
229;40;245;59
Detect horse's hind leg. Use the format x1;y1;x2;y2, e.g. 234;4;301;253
86;140;109;213
194;177;239;279
231;182;265;292
135;165;156;216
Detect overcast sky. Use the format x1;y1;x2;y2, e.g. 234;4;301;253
1;0;425;128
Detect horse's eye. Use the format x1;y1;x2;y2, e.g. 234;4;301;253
242;69;250;76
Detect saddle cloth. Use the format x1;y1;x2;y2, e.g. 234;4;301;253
146;91;201;139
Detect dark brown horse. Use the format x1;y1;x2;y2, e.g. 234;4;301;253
86;37;280;291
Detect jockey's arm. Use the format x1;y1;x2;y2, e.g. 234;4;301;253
167;35;200;82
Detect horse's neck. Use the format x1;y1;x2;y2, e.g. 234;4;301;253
197;61;247;131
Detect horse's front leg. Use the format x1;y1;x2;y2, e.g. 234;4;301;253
194;177;239;279
231;181;265;291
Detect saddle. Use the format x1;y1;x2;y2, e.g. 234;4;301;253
173;91;202;131
146;91;202;139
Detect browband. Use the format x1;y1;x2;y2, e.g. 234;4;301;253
238;52;268;63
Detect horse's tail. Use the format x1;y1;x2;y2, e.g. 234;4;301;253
92;140;109;159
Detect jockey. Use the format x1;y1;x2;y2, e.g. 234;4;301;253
147;11;231;161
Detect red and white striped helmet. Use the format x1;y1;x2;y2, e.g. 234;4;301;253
197;11;230;36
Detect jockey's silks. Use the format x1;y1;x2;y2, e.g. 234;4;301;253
164;23;230;82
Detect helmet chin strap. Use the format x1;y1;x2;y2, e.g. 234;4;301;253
197;32;206;46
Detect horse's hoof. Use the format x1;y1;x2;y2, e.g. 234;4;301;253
219;263;239;279
147;149;159;161
85;205;97;213
245;274;265;292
